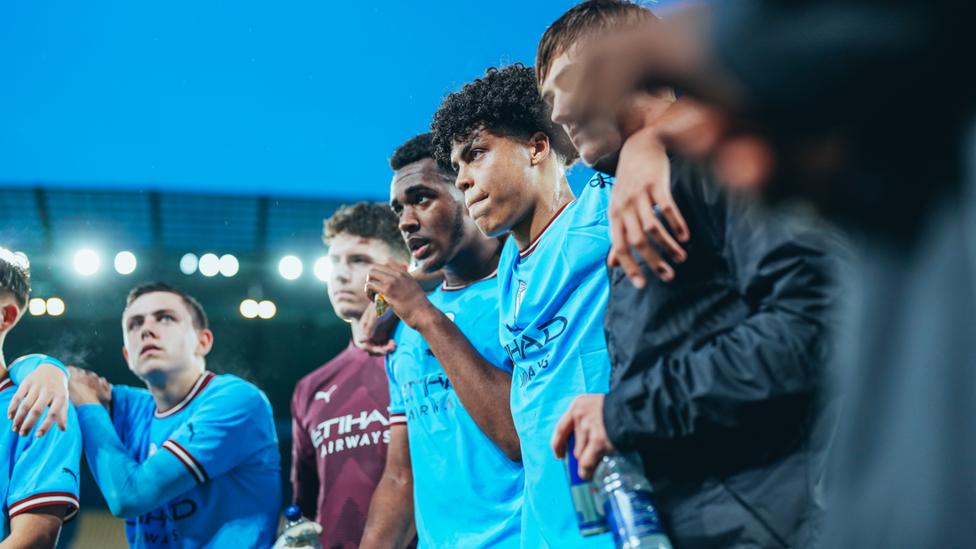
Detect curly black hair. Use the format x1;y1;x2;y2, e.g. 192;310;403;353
430;63;578;167
389;133;457;180
0;249;30;309
126;282;209;330
322;202;411;263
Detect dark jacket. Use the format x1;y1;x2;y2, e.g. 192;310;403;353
602;157;843;549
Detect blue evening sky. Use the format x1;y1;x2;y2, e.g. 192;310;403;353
0;1;687;201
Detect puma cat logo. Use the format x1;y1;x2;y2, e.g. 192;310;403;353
315;385;338;403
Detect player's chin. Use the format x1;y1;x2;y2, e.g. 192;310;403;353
473;214;505;238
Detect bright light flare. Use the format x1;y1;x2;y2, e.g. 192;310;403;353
279;256;302;280
199;254;220;277
258;300;276;319
115;251;137;274
240;299;259;318
314;257;332;282
74;250;99;275
28;298;46;316
46;298;65;316
219;255;239;277
180;253;199;275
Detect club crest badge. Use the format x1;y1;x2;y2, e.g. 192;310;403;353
515;280;527;317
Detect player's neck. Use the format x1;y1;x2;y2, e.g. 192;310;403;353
512;177;575;251
148;366;206;413
443;237;503;287
349;316;368;347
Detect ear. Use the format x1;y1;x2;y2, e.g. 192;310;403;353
527;132;552;167
195;329;215;357
0;303;22;332
122;346;129;363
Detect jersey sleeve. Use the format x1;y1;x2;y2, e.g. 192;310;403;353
6;354;69;385
110;384;155;446
7;404;82;523
162;381;277;483
385;352;406;426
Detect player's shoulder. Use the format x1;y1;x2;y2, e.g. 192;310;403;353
203;374;268;407
9;353;66;371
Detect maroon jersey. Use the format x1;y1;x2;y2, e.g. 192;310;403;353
291;340;392;549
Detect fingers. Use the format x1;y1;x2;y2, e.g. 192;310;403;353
609;219;647;289
17;386;52;436
551;407;576;459
10;386;38;435
636;194;686;265
34;393;67;438
651;192;690;244
577;434;608;481
623;209;673;283
7;384;25;421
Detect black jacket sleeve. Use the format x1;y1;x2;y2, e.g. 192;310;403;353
603;162;842;468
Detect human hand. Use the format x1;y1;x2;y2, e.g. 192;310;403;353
608;126;689;287
364;260;436;331
66;366;112;409
551;394;617;481
7;362;69;437
354;297;398;356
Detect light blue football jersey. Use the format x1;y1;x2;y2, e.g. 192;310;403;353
498;177;616;549
108;372;281;548
0;355;81;540
387;273;524;548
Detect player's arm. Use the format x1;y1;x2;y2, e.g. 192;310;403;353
359;424;416;549
365;262;520;461
356;268;445;356
6;356;71;438
290;390;319;519
0;506;66;549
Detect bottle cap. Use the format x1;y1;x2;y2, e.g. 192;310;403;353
284;505;302;522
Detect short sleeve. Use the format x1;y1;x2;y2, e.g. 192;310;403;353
8;405;82;523
385;353;406;426
162;382;277;484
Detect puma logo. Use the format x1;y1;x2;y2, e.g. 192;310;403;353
315;385;338;403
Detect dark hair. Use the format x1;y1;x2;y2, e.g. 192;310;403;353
430;63;578;167
536;0;658;88
0;249;30;309
126;282;209;330
322;202;411;263
389;133;457;180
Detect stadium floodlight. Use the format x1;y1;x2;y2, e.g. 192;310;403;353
74;250;99;275
28;298;46;316
240;299;259;318
115;251;137;275
314;257;332;282
199;254;220;277
258;300;276;319
46;298;65;316
180;253;199;275
279;256;302;280
219;254;239;277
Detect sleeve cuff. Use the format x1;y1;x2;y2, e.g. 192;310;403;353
9;492;80;523
389;412;407;425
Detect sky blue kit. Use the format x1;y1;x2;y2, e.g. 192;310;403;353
498;176;616;549
78;372;282;548
1;355;81;541
387;274;524;548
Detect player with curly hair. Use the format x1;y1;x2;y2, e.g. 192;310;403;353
431;63;617;549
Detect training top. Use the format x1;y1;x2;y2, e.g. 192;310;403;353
77;372;282;548
387;272;524;548
498;176;615;549
292;341;395;549
1;355;81;541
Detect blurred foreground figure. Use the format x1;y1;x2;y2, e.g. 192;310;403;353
571;2;976;546
291;203;413;549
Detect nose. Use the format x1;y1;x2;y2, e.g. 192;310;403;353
332;259;352;283
140;320;157;340
455;163;473;193
398;206;420;234
550;93;572;127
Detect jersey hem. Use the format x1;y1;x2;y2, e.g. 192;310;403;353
8;492;80;523
162;439;210;484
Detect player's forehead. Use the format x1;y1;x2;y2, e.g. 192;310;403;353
123;291;191;320
328;233;390;261
449;128;494;163
540;50;577;99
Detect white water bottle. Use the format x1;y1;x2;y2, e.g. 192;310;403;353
595;454;673;549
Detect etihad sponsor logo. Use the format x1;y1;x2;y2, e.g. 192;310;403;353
405;394;458;421
310;410;390;457
503;316;568;362
125;498;198;545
